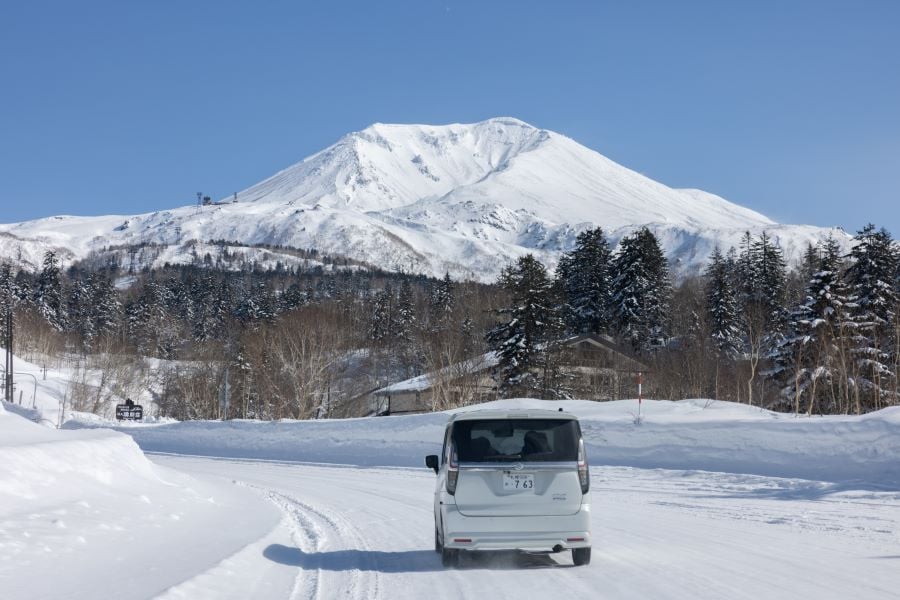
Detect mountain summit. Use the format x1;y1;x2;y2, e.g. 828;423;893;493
236;117;773;229
0;118;846;280
237;117;552;213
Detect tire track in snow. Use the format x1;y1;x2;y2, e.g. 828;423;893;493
264;491;324;600
265;490;381;600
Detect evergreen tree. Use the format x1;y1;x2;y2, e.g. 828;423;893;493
847;225;898;334
487;255;564;397
395;279;416;341
395;278;420;375
214;278;235;336
126;278;169;356
369;285;393;343
737;231;755;301
189;274;217;342
14;270;32;305
235;280;276;326
0;263;21;315
799;242;819;285
734;232;789;405
460;315;476;357
90;274;121;340
746;231;789;340
845;224;898;408
67;277;95;349
771;237;853;414
557;227;613;335
704;246;741;358
610;227;671;353
166;277;192;324
34;251;66;330
428;273;454;331
281;282;307;313
786;242;820;307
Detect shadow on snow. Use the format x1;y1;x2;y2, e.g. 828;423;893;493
263;544;571;572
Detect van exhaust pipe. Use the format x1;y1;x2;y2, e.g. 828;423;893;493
552;544;564;553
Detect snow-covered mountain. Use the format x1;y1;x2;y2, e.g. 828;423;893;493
0;117;848;280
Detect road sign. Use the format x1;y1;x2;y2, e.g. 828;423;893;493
115;399;143;421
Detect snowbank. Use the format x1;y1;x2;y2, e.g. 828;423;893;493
67;399;900;488
0;406;163;514
0;404;280;600
67;411;450;467
564;399;900;487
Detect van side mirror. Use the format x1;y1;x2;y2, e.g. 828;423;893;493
425;454;439;474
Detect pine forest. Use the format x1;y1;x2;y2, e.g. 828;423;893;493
2;224;899;420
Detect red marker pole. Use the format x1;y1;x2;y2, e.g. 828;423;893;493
637;372;643;421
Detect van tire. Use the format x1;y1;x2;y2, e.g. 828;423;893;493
441;546;459;567
434;527;442;553
572;547;591;566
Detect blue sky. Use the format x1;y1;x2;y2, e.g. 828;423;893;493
2;0;898;236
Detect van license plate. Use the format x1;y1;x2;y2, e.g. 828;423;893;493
503;473;535;491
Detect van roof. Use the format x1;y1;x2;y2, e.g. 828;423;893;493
448;408;579;422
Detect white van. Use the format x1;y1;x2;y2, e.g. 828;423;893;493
425;408;592;567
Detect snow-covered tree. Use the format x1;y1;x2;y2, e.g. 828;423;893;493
395;278;420;376
771;237;853;414
736;231;788;405
395;279;415;339
704;246;741;358
126;278;171;356
90;274;121;340
369;285;393;343
748;231;789;339
34;251;66;331
845;224;898;409
557;227;613;335
67;277;95;349
487;254;565;397
0;263;21;315
235;280;276;327
610;227;671;354
280;282;307;313
189;274;218;342
428;273;454;331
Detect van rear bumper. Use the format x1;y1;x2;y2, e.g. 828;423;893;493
442;501;591;551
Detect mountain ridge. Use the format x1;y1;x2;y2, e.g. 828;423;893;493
0;117;848;280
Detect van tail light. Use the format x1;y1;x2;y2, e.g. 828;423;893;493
577;437;590;494
446;446;459;495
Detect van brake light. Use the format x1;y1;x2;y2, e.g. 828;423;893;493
446;446;459;495
577;438;589;494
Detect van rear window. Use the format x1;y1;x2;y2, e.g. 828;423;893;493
452;419;578;462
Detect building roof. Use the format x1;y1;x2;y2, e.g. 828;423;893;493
373;333;648;397
373;352;499;395
449;408;578;422
563;333;650;371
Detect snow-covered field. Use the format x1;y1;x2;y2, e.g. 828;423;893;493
3;387;900;599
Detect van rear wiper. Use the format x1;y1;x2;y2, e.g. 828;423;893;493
491;454;523;461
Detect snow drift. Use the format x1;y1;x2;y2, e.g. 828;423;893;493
68;399;900;488
0;406;280;600
0;406;162;514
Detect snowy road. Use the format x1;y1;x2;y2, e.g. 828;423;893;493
8;398;900;599
150;455;900;600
